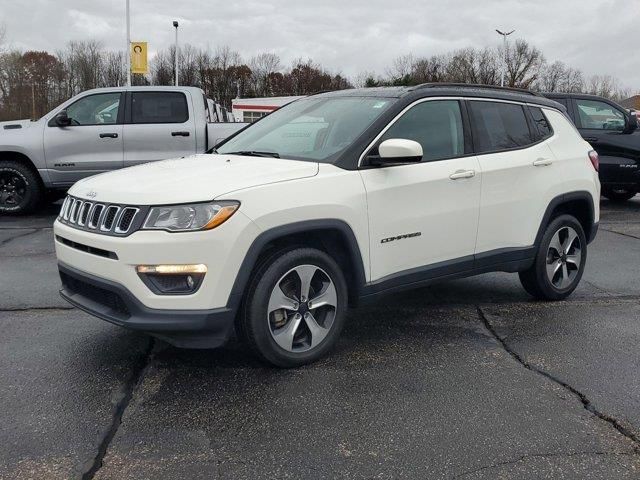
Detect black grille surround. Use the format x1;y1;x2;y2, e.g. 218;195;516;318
58;196;150;237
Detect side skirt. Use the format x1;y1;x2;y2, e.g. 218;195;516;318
358;246;535;304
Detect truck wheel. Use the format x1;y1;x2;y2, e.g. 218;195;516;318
241;247;348;367
0;160;43;215
602;187;636;203
519;215;587;301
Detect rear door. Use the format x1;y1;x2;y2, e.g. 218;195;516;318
43;92;124;186
123;91;197;167
359;99;481;283
470;99;559;258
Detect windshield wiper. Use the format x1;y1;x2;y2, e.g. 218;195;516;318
225;150;280;158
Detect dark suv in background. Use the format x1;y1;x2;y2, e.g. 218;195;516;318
544;93;639;202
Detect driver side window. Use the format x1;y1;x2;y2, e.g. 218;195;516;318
575;99;625;131
378;100;465;162
65;93;121;126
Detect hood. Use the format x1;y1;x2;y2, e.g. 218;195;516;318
68;154;319;205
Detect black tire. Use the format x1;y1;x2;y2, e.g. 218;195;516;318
0;160;43;215
519;214;587;301
240;247;348;368
602;187;636;203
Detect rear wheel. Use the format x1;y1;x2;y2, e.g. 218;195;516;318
602;187;636;203
519;215;587;301
0;160;43;215
240;247;348;367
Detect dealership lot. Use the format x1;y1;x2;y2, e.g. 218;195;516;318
1;199;640;479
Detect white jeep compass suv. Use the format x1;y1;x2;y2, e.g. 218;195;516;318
54;84;600;367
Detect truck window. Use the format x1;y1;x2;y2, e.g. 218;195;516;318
468;101;533;153
65;93;121;126
575;99;625;131
131;92;188;124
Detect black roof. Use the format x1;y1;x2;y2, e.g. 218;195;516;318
316;83;563;110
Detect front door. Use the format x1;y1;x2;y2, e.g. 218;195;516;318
123;91;197;167
359;99;481;284
573;97;639;188
43;92;124;186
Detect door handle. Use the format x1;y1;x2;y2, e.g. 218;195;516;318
449;169;476;180
532;158;553;167
171;131;190;137
99;133;118;138
584;137;598;142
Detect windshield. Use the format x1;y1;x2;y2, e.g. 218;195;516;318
216;96;394;162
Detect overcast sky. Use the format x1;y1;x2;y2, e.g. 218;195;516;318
1;0;638;89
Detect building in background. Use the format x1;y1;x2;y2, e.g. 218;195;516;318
620;95;640;111
231;96;305;122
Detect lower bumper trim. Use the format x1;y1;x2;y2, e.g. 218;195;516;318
58;262;237;348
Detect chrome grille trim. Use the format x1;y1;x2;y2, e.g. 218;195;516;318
77;202;92;226
59;195;145;236
88;204;105;229
100;206;121;232
114;207;139;234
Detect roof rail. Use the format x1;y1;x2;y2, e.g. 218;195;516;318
412;82;543;97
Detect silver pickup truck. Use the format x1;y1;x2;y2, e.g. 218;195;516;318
0;86;247;214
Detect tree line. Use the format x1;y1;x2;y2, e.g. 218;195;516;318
0;33;633;122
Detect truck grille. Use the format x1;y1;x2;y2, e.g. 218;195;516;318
58;196;144;236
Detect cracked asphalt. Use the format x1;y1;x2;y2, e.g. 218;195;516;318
1;197;640;479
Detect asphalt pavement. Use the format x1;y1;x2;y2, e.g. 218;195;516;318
1;197;639;479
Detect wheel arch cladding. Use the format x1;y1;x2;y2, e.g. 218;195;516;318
536;191;596;246
0;151;39;173
228;219;367;307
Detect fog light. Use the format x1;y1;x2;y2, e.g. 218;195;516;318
136;264;206;295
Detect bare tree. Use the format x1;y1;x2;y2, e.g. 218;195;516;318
249;52;281;96
102;51;125;87
503;39;545;88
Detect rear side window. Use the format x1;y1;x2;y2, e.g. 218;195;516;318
131;92;188;124
378;100;465;162
529;107;553;140
469;101;532;153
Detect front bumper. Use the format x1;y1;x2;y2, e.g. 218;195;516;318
59;262;235;348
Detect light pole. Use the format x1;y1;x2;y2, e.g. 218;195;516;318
495;29;514;87
173;20;179;86
125;0;131;86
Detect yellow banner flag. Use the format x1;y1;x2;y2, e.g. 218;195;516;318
131;42;148;74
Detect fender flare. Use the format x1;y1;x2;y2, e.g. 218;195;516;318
226;219;367;309
534;190;597;246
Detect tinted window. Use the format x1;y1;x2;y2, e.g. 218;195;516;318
469;101;532;153
66;93;121;126
575;99;625;131
131;92;188;124
551;97;568;108
378;100;464;162
529;107;553;139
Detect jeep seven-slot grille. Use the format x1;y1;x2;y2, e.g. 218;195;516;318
58;196;141;236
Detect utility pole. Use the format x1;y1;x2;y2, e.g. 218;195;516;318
125;0;131;86
173;21;179;86
495;29;515;87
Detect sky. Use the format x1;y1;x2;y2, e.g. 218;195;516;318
1;0;638;90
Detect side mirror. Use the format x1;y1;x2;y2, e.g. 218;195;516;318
625;111;638;134
54;110;72;127
369;139;423;166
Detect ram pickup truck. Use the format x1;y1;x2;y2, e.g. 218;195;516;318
0;86;247;214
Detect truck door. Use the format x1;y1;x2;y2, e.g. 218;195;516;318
43;92;124;186
123;91;197;167
572;97;639;190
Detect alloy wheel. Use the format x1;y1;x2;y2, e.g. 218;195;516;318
0;171;26;208
545;226;582;289
267;264;338;353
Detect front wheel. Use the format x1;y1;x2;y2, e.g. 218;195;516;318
519;215;587;301
602;187;636;203
240;247;348;367
0;160;43;215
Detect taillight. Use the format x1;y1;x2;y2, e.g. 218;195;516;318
588;150;599;172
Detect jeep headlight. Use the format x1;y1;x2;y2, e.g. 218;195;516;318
142;201;239;232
